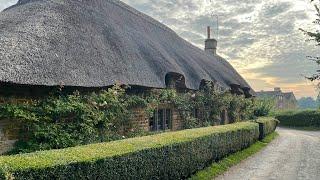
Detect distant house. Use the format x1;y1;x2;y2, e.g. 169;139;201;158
256;88;298;110
0;0;255;153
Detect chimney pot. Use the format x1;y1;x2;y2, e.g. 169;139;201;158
207;26;211;39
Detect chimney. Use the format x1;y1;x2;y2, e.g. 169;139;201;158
207;26;211;39
205;26;217;56
274;87;281;92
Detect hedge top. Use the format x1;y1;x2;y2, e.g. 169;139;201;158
256;117;280;124
0;122;258;172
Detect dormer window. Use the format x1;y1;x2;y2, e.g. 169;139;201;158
165;72;186;90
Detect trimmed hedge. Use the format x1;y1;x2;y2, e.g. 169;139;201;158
191;132;279;180
0;122;259;180
275;110;320;127
256;117;279;140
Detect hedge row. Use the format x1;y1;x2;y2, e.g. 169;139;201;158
0;119;277;180
275;110;320;127
256;117;279;139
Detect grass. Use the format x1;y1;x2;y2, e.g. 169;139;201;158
190;132;279;180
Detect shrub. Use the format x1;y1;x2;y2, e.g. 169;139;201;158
255;117;279;140
0;122;259;180
275;110;320;127
0;85;146;154
190;132;279;180
0;84;258;154
254;98;275;117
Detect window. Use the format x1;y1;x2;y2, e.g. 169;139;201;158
149;108;172;131
192;109;199;119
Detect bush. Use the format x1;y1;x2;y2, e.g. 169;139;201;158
255;117;279;139
0;85;146;154
0;122;259;180
1;84;258;154
254;98;275;117
190;132;279;180
275;110;320;127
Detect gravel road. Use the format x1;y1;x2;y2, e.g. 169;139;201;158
216;127;320;180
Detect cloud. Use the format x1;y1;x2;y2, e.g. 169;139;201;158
0;0;17;11
1;0;319;98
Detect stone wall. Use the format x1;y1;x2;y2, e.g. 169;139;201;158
0;119;19;155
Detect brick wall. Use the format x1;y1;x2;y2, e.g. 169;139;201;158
0;119;19;155
172;109;184;130
130;104;231;133
130;104;185;132
130;107;150;131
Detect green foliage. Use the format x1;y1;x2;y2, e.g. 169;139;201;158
170;83;256;128
0;122;260;180
190;132;279;180
228;95;255;121
254;98;275;117
300;0;320;83
1;84;146;154
275;110;320;127
255;117;279;139
0;84;257;154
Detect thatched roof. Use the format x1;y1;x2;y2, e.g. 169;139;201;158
283;92;297;101
0;0;254;94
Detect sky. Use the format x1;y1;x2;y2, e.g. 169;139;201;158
0;0;319;98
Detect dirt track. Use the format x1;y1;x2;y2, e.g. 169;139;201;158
216;127;320;180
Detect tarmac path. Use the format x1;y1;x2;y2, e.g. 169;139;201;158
216;127;320;180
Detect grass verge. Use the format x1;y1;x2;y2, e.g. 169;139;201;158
190;132;279;180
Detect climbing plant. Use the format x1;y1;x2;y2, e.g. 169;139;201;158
0;84;256;154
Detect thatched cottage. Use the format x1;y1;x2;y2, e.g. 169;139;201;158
0;0;254;153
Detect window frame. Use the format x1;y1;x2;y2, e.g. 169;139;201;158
149;108;172;131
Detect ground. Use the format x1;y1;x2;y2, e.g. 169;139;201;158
216;127;320;180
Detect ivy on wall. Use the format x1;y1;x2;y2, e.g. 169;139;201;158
0;84;259;154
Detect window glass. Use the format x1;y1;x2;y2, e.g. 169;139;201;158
158;109;164;130
149;108;172;131
149;111;156;131
165;109;172;129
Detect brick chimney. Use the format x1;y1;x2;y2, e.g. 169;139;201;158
205;26;217;56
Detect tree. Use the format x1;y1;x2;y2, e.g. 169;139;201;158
300;0;320;82
297;97;318;109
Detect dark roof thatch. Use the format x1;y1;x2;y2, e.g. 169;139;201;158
256;91;281;98
0;0;253;94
